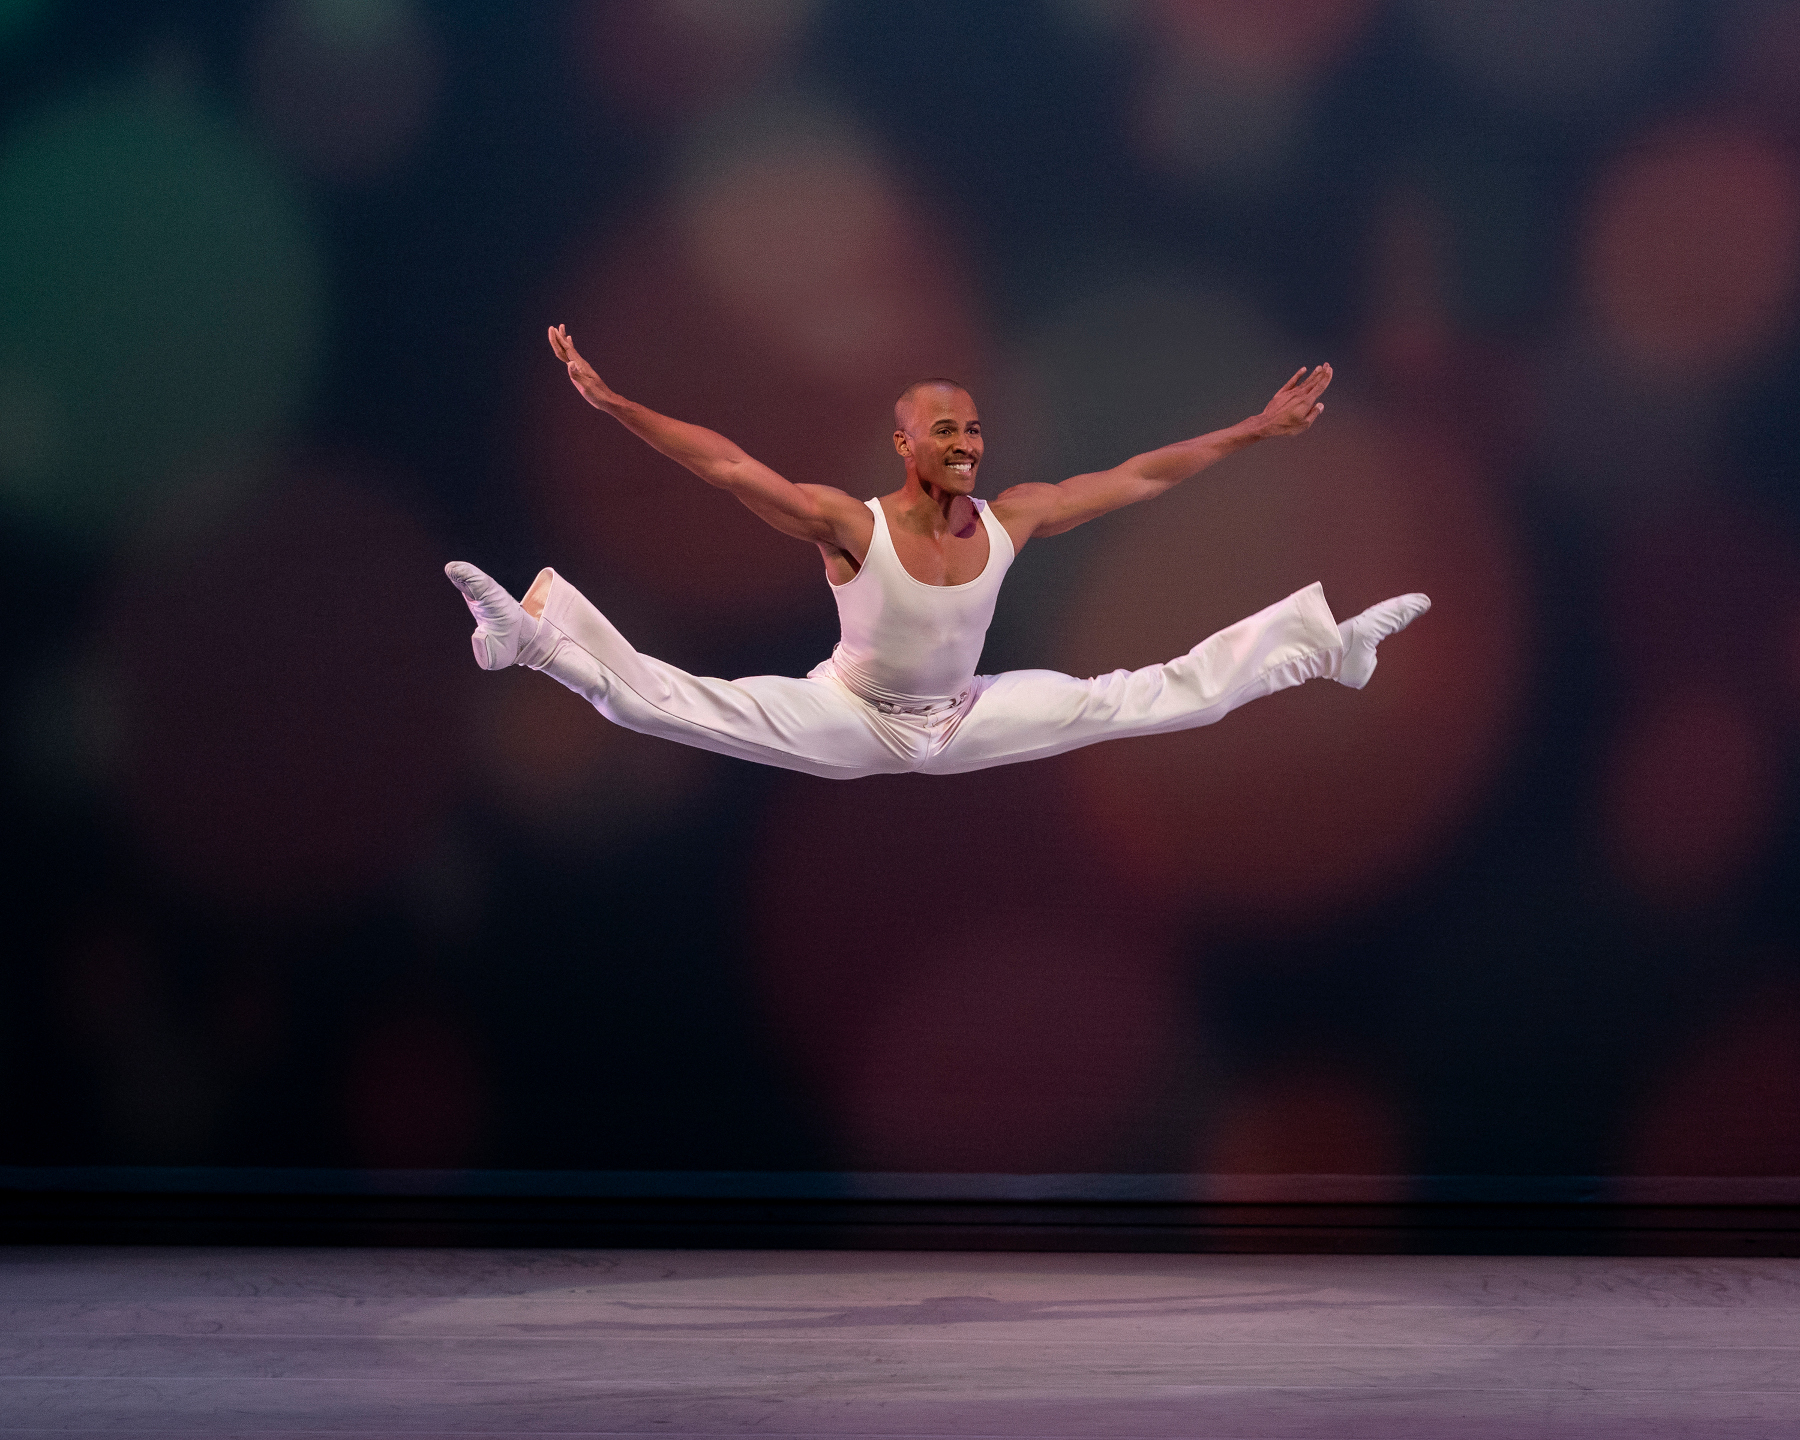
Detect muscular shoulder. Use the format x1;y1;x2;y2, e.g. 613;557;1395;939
991;483;1059;548
797;483;874;556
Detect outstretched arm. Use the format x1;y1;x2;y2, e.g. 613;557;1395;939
548;325;869;550
994;364;1332;541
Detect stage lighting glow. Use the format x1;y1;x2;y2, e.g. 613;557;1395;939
1018;278;1292;493
1580;119;1800;382
0;83;324;538
1199;1066;1407;1180
1095;0;1377;181
1627;979;1800;1174
0;0;50;47
574;0;819;124
674;103;987;389
1600;689;1780;908
1407;0;1679;117
478;664;719;843
1725;0;1800;137
248;0;442;181
103;465;472;912
523;113;989;628
749;766;1191;1171
1058;412;1527;924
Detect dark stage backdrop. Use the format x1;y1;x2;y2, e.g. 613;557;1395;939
4;0;1800;1201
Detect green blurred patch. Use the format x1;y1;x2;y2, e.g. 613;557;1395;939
0;82;324;537
0;0;52;49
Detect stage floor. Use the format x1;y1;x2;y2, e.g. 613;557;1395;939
2;1248;1797;1437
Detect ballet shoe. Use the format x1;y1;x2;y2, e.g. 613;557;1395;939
445;561;555;670
1335;593;1430;689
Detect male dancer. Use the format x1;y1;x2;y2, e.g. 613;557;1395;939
445;326;1429;779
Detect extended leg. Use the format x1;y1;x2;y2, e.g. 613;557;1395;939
449;563;915;779
924;583;1425;776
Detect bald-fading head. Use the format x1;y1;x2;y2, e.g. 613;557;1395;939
892;378;982;496
894;378;971;431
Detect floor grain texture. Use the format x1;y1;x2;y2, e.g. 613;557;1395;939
2;1247;1797;1437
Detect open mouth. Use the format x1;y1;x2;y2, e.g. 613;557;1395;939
948;461;975;475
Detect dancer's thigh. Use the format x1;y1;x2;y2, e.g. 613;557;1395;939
573;649;912;779
925;668;1117;775
536;568;913;779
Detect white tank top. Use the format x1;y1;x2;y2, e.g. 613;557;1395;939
823;496;1015;709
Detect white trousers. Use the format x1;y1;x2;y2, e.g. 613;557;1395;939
529;570;1344;780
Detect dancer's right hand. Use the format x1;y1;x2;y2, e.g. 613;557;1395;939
549;324;619;410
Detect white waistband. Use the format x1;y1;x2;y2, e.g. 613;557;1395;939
811;654;968;715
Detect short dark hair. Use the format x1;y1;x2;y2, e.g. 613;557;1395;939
894;377;969;428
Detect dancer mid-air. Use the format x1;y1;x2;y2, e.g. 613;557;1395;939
446;326;1429;779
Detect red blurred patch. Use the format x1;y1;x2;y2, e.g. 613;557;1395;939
1198;1065;1407;1178
749;766;1191;1171
1598;506;1799;904
105;463;471;911
1582;118;1800;380
478;664;717;837
1626;978;1800;1175
1150;0;1378;77
573;0;813;125
1601;689;1780;905
525;193;988;629
1603;506;1800;710
344;1009;490;1169
1058;411;1527;923
1727;2;1800;142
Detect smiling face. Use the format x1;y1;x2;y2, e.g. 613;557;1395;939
894;382;982;496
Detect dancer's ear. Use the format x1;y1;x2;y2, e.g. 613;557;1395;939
893;430;911;458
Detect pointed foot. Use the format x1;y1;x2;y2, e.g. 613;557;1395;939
1336;592;1430;689
446;561;535;670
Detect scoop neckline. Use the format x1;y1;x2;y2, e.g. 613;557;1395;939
871;495;1003;591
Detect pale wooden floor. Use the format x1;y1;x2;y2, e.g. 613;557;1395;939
3;1247;1798;1437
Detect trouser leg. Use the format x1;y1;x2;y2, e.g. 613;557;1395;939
529;570;915;780
922;582;1342;776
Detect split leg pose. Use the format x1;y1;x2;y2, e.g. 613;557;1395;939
447;328;1428;780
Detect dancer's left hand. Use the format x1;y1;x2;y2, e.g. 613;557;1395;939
1258;363;1332;436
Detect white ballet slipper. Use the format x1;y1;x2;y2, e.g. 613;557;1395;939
445;562;557;670
1335;593;1430;689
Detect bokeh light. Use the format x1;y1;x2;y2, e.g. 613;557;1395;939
574;0;818;125
524;105;988;628
988;276;1294;656
1016;278;1292;482
1725;1;1800;138
749;766;1195;1171
249;0;442;181
477;665;719;843
1198;1065;1407;1179
1603;505;1800;705
1626;977;1800;1174
1407;0;1681;118
0;82;324;537
1580;118;1800;382
1600;690;1780;906
1597;507;1797;905
0;0;50;48
103;462;472;912
1121;0;1379;179
1057;411;1527;923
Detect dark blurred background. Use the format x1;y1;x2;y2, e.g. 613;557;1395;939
3;0;1799;1185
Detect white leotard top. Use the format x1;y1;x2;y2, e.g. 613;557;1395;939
825;497;1015;710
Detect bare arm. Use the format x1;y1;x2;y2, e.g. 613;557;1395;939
548;325;869;550
995;364;1332;541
